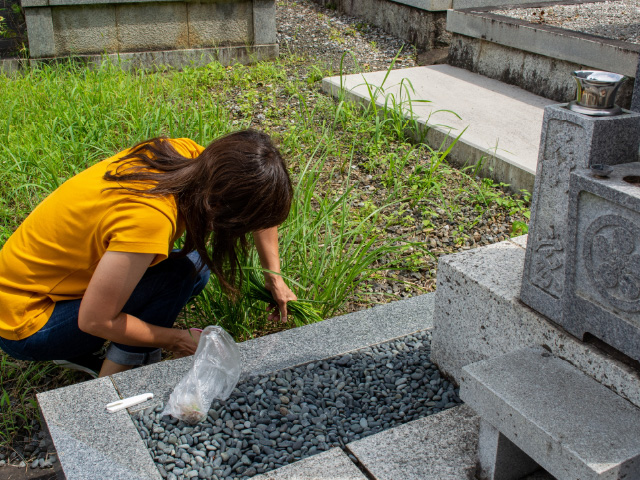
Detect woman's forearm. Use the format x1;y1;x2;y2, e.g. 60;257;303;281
253;227;282;277
80;311;175;349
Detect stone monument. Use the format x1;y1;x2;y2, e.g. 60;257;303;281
431;70;640;479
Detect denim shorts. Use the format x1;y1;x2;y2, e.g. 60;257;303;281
0;250;210;366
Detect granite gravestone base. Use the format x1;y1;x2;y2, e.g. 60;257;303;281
521;104;640;322
562;163;640;362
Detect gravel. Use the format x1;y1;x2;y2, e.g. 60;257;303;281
134;331;461;480
494;0;640;44
276;0;417;73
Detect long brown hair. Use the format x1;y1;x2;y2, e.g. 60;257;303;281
104;129;293;294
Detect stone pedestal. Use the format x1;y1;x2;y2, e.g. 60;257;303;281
521;105;640;322
562;163;640;361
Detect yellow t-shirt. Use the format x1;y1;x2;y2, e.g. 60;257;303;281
0;138;204;340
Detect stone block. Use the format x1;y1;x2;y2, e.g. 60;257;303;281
188;0;251;48
347;405;480;479
252;0;276;45
460;348;640;479
37;377;161;479
430;238;640;409
252;448;367;480
116;2;188;52
23;7;56;58
113;293;436;411
52;4;117;55
477;420;539;480
521;105;640;322
388;0;451;12
562;163;640;362
446;10;640;77
633;54;640;113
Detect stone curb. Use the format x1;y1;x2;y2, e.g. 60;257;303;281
38;293;435;480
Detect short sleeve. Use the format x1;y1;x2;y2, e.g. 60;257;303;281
100;198;178;265
170;138;205;159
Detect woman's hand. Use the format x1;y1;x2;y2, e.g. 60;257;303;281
168;329;201;358
264;274;297;322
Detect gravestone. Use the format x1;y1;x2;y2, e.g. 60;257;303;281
521;79;640;322
440;72;640;479
562;162;640;361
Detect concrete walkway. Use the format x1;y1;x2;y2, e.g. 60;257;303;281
323;65;555;193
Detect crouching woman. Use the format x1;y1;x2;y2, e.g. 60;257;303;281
0;130;296;377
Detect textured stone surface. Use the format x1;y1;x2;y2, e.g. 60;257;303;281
23;7;56;58
25;0;272;58
521;105;640;322
113;293;435;411
388;0;451;12
253;0;277;45
28;44;278;70
431;238;640;409
563;163;640;362
461;348;640;479
633;55;640;113
347;405;480;480
52;4;118;55
311;0;449;51
116;2;188;52
447;33;616;105
323;64;554;194
37;377;161;480
447;10;640;78
250;448;367;480
477;419;539;480
188;0;251;48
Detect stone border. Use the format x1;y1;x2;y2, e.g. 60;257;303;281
39;294;435;479
447;8;640;77
0;45;278;75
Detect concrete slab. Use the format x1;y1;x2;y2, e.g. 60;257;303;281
113;293;435;411
323;65;555;193
347;404;480;479
430;238;640;409
461;348;640;479
251;448;367;480
37;377;161;480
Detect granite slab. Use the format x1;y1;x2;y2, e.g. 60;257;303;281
251;448;367;480
430;238;640;409
37;377;161;480
347;405;480;480
113;293;435;412
461;348;640;479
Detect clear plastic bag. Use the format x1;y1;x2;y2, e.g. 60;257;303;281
162;325;241;424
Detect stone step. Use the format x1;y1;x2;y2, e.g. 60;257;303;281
347;404;480;480
460;347;640;479
323;64;554;193
446;8;638;106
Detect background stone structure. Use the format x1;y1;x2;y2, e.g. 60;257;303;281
21;0;277;65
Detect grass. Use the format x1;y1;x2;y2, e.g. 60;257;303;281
0;51;529;454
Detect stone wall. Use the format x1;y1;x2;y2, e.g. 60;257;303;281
21;0;277;66
310;0;450;52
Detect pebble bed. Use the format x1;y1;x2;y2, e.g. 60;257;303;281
134;331;461;480
494;0;640;44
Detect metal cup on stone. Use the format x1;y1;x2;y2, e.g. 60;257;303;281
568;70;626;116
